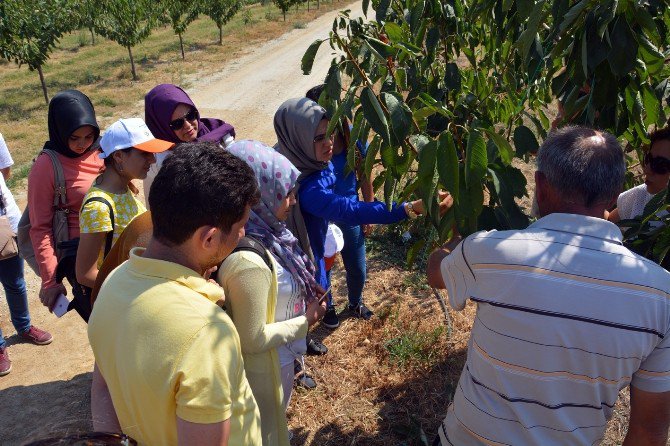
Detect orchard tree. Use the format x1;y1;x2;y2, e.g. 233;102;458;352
274;0;297;21
76;0;100;45
161;0;199;59
203;0;242;45
0;0;78;104
97;0;157;80
303;0;670;264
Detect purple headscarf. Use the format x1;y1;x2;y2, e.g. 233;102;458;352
228;139;320;303
144;84;235;144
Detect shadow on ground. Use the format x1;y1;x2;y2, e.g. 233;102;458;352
0;372;92;444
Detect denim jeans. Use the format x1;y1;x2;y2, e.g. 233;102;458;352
333;222;367;307
0;254;31;348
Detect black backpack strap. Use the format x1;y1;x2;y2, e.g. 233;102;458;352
233;235;273;271
82;197;115;258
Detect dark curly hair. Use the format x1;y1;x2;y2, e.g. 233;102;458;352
149;142;260;246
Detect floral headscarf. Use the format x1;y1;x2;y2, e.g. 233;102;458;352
228;139;320;303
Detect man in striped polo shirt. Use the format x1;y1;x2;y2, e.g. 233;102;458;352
427;126;670;446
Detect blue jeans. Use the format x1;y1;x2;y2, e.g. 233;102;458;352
0;254;30;348
331;222;367;308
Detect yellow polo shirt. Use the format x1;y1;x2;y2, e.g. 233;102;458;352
88;248;261;446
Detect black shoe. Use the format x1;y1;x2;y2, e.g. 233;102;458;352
294;359;317;389
306;338;328;355
348;303;374;320
322;307;340;329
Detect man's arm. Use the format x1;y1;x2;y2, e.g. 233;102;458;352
91;364;122;432
177;417;230;446
622;386;670;446
426;235;462;289
1;166;10;180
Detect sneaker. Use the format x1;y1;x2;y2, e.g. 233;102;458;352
0;346;11;376
321;307;340;329
293;359;317;390
20;325;53;346
348;303;374;320
306;338;328;356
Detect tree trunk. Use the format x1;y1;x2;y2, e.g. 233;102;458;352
127;45;138;81
89;28;95;45
283;9;286;20
317;0;320;8
218;25;223;45
37;65;49;105
179;33;185;60
307;0;310;11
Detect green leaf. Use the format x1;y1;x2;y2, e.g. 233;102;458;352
559;0;589;33
325;63;342;100
326;86;356;136
383;169;396;209
375;0;391;21
418;138;437;194
641;83;660;127
362;0;370;16
437;132;459;203
360;87;392;145
366;36;396;59
516;0;546;62
382;92;413;145
384;22;404;43
406;239;426;267
513;125;539;157
465;130;487;187
607;17;638;77
444;63;461;93
364;135;381;180
301;39;324;75
480;128;514;165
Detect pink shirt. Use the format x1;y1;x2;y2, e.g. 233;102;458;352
28;150;104;288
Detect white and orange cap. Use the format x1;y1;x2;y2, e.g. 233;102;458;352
99;118;174;158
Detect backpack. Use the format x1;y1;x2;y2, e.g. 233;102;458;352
17;150;68;275
232;235;273;271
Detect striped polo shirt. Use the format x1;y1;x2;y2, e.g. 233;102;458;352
438;213;670;446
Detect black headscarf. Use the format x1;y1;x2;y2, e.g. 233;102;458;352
44;90;100;158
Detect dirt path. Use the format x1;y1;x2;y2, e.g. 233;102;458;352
0;3;363;443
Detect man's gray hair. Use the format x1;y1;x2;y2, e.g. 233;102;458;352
537;126;625;207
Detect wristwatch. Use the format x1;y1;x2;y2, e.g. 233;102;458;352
405;202;419;219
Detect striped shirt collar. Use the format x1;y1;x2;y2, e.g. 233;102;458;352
528;213;623;245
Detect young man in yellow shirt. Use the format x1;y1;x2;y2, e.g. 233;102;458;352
88;143;262;445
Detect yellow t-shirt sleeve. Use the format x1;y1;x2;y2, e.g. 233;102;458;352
80;200;113;234
173;321;242;424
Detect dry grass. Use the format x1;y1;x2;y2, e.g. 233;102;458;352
0;0;348;189
286;223;634;445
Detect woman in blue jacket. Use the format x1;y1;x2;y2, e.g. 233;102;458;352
273;98;425;329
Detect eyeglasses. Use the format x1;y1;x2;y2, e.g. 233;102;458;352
313;133;334;144
643;152;670;175
169;108;199;131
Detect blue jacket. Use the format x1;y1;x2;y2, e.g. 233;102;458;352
299;163;407;287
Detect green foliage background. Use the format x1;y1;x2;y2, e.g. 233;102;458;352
302;0;670;265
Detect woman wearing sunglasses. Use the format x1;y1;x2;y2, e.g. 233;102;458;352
608;127;670;223
142;83;236;203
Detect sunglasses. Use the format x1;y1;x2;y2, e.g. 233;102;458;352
643;152;670;175
169;108;199;131
313;132;334;144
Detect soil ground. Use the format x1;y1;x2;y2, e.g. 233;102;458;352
0;3;634;445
